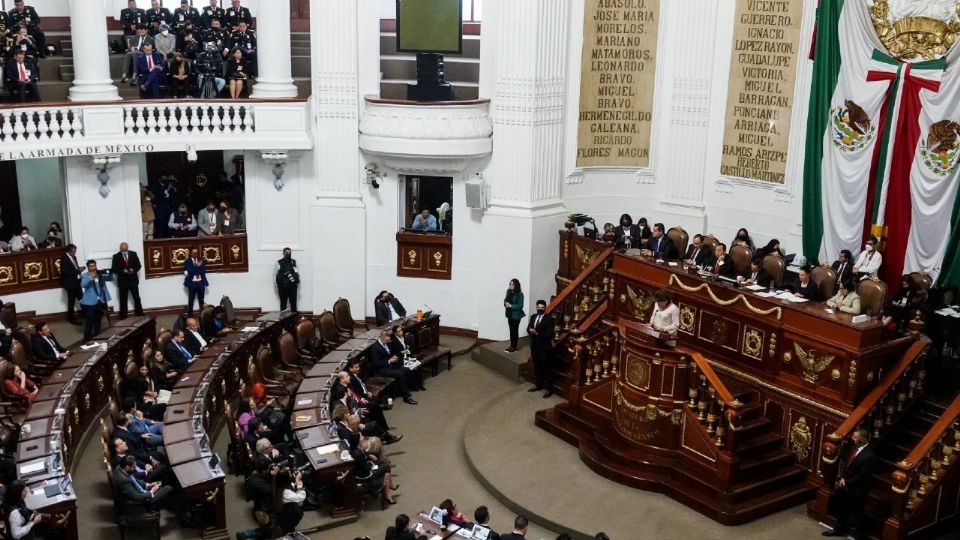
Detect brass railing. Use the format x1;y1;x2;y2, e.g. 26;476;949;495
686;351;744;451
547;245;614;340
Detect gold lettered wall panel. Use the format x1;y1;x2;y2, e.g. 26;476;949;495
576;0;661;167
720;0;803;184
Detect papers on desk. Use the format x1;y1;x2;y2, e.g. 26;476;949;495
667;261;679;267
19;461;45;476
241;326;261;332
156;389;172;405
935;306;960;318
754;291;776;298
744;284;767;292
79;343;100;350
774;291;809;303
404;359;421;370
315;443;340;455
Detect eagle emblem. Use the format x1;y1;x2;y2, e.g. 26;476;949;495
920;120;960;176
575;244;597;266
794;342;834;384
626;284;654;321
831;100;876;153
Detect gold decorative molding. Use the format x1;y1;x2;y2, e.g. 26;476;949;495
626;284;654;321
791;416;813;461
203;246;222;264
625;354;650;391
831;368;841;381
794;342;834;384
171;248;189;265
768;333;778;358
575;244;597;266
230;244;241;261
743;328;762;360
668;274;782;319
407;249;417;266
433;251;443;267
0;266;14;284
869;0;960;61
679;304;695;334
22;261;43;281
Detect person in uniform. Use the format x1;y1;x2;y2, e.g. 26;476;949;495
120;0;146;37
275;247;300;312
230;20;256;75
172;0;200;32
146;0;171;29
202;18;230;57
199;0;225;29
7;1;45;58
224;0;253;30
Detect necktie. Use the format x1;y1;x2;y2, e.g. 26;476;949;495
535;315;542;327
44;336;56;352
846;446;860;467
752;272;758;281
655;238;661;252
837;263;845;283
138;37;144;49
124;253;129;265
714;260;721;274
176;342;190;360
692;248;699;262
18;63;26;82
147;55;154;71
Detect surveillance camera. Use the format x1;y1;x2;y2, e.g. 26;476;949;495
371;179;380;189
364;163;377;173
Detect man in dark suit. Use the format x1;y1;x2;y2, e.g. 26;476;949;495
832;249;853;288
474;506;500;540
740;258;771;288
112;415;163;461
613;214;641;249
30;321;68;367
3;49;39;102
374;290;407;325
642;223;678;260
183;248;208;316
823;428;877;539
111;242;144;319
683;234;711;267
371;330;417;404
527;300;556;398
709;243;738;279
164;329;195;372
136;42;165;98
499;515;529;540
111;439;167;483
182;317;209;356
60;244;83;324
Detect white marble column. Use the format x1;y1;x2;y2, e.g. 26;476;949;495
67;0;120;101
476;0;570;340
251;0;298;98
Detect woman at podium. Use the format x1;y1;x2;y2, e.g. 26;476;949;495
648;290;679;347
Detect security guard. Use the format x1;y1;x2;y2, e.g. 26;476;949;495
119;0;146;37
202;18;230;57
199;0;225;29
172;0;200;32
230;21;256;74
7;1;45;57
145;0;172;29
223;0;252;30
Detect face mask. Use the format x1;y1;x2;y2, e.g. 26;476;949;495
537;308;545;314
865;244;874;252
283;253;291;259
21;234;28;239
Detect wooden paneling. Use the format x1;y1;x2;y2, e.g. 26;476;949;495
0;246;65;295
396;232;452;280
143;233;247;279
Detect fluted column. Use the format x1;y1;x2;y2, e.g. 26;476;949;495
251;0;298;98
67;0;119;101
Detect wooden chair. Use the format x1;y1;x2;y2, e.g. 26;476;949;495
761;253;786;289
909;271;933;302
728;244;753;276
702;234;719;253
332;298;366;339
220;295;241;327
810;265;838;303
156;329;172;356
276;331;310;377
223;400;249;476
295;318;327;356
248;348;296;401
9;339;53;378
857;277;888;318
317;310;345;348
0;303;16;331
199;305;216;335
666;227;689;261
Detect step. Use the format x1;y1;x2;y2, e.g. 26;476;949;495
736;447;797;477
734;431;784;458
732;414;772;440
380;33;481;58
727;464;810;502
291;45;311;56
470;340;528;382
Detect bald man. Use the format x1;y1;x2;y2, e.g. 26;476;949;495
111;242;144;318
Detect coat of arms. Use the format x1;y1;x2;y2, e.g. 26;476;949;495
831;100;875;152
920;120;960;176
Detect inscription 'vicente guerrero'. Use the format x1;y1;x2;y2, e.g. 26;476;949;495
720;0;802;184
576;0;661;167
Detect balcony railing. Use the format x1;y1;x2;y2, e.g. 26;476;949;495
0;99;311;161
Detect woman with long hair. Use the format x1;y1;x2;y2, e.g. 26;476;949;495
731;228;755;251
503;278;525;353
4;480;43;540
225;48;249;99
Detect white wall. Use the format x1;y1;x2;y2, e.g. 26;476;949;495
15;158;65;241
380;0;395;19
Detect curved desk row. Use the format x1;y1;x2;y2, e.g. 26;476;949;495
15;317;156;540
161;311;297;539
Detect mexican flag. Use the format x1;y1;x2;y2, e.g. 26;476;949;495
802;0;960;287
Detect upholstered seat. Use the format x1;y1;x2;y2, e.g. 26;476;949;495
702;234;719;253
810;265;838;302
333;297;366;339
276;330;310;376
761;254;786;289
729;244;753;275
317;310;345;347
857;277;888;317
667;227;689;261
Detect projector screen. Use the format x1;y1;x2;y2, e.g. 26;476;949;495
396;0;463;54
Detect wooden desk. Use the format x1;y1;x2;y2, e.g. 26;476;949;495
396;231;452;280
290;408;324;431
294;425;334;450
165;438;207;466
408;514;458;539
292;392;325;411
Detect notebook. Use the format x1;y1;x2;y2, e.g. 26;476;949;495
156;389;172;405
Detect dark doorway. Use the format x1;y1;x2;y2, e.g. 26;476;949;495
145;150;226;214
0;161;23;241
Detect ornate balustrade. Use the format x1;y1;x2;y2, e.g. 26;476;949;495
547;244;614;340
884;394;960;539
143;234;248;279
0;99;311;161
686;352;743;452
0;247;67;295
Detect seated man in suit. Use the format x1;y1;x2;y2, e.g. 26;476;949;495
410;208;437;231
683;234;712;268
826;280;861;315
374;290;406;326
500;515;530;540
740;258;771;288
30;321;69;367
641;223;678;259
136;41;166;98
790;265;820;301
3;49;39;102
371;330;417;405
114;455;188;527
708;243;738;279
112;414;164;463
164;329;195;371
334;374;401;444
122;397;164;446
613;214;641;249
832;249;853;287
474;506;500;540
111;438;168;483
183;317;210;355
822;428;877;539
123;25;154;82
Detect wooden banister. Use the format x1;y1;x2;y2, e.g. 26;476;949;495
828;340;927;442
899;392;960;472
574;299;608;333
547;246;615;314
685;350;739;408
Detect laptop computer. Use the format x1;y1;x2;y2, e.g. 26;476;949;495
43;476;70;498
